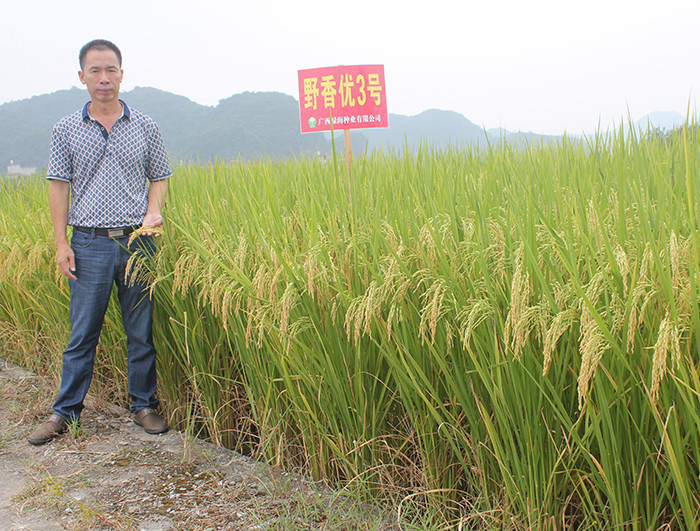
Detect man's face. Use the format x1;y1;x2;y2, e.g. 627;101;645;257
78;48;123;105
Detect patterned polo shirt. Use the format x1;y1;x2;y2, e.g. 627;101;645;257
47;100;172;228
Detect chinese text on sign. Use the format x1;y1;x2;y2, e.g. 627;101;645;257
298;65;388;133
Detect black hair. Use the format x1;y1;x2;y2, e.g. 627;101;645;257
79;39;122;69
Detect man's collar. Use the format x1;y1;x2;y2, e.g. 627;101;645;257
81;100;130;121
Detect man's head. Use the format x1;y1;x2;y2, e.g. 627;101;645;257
78;40;123;106
79;39;122;70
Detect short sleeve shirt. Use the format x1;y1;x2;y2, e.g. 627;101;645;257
47;101;172;228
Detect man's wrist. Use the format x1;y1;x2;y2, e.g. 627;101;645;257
54;228;70;245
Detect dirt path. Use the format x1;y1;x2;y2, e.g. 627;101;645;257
0;359;392;530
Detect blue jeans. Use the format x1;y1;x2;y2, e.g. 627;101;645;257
52;230;160;420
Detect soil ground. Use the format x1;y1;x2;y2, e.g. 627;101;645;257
0;359;396;530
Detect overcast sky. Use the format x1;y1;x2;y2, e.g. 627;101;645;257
1;0;698;135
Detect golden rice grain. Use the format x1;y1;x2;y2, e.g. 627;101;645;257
543;307;577;375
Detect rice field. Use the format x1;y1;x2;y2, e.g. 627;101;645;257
1;125;699;529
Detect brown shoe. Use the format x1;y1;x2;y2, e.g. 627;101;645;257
134;407;169;434
28;413;68;446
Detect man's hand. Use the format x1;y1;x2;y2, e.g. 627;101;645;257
57;242;77;280
141;213;163;236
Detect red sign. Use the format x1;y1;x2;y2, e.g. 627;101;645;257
298;64;389;133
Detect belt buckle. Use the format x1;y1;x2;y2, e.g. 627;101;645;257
108;228;125;238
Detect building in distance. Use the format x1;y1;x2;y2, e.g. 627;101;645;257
5;160;37;177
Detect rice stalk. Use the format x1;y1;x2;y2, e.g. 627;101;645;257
505;243;532;357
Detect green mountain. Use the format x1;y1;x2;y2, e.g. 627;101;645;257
0;87;330;169
1;87;598;172
1;87;687;173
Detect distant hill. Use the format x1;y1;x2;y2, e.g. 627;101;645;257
0;88;561;170
0;87;331;169
635;111;686;132
353;109;488;152
1;87;688;171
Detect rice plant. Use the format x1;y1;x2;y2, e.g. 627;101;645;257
1;122;698;529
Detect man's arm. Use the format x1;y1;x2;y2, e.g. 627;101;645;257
142;179;168;236
48;179;77;280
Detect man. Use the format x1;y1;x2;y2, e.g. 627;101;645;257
28;39;172;445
